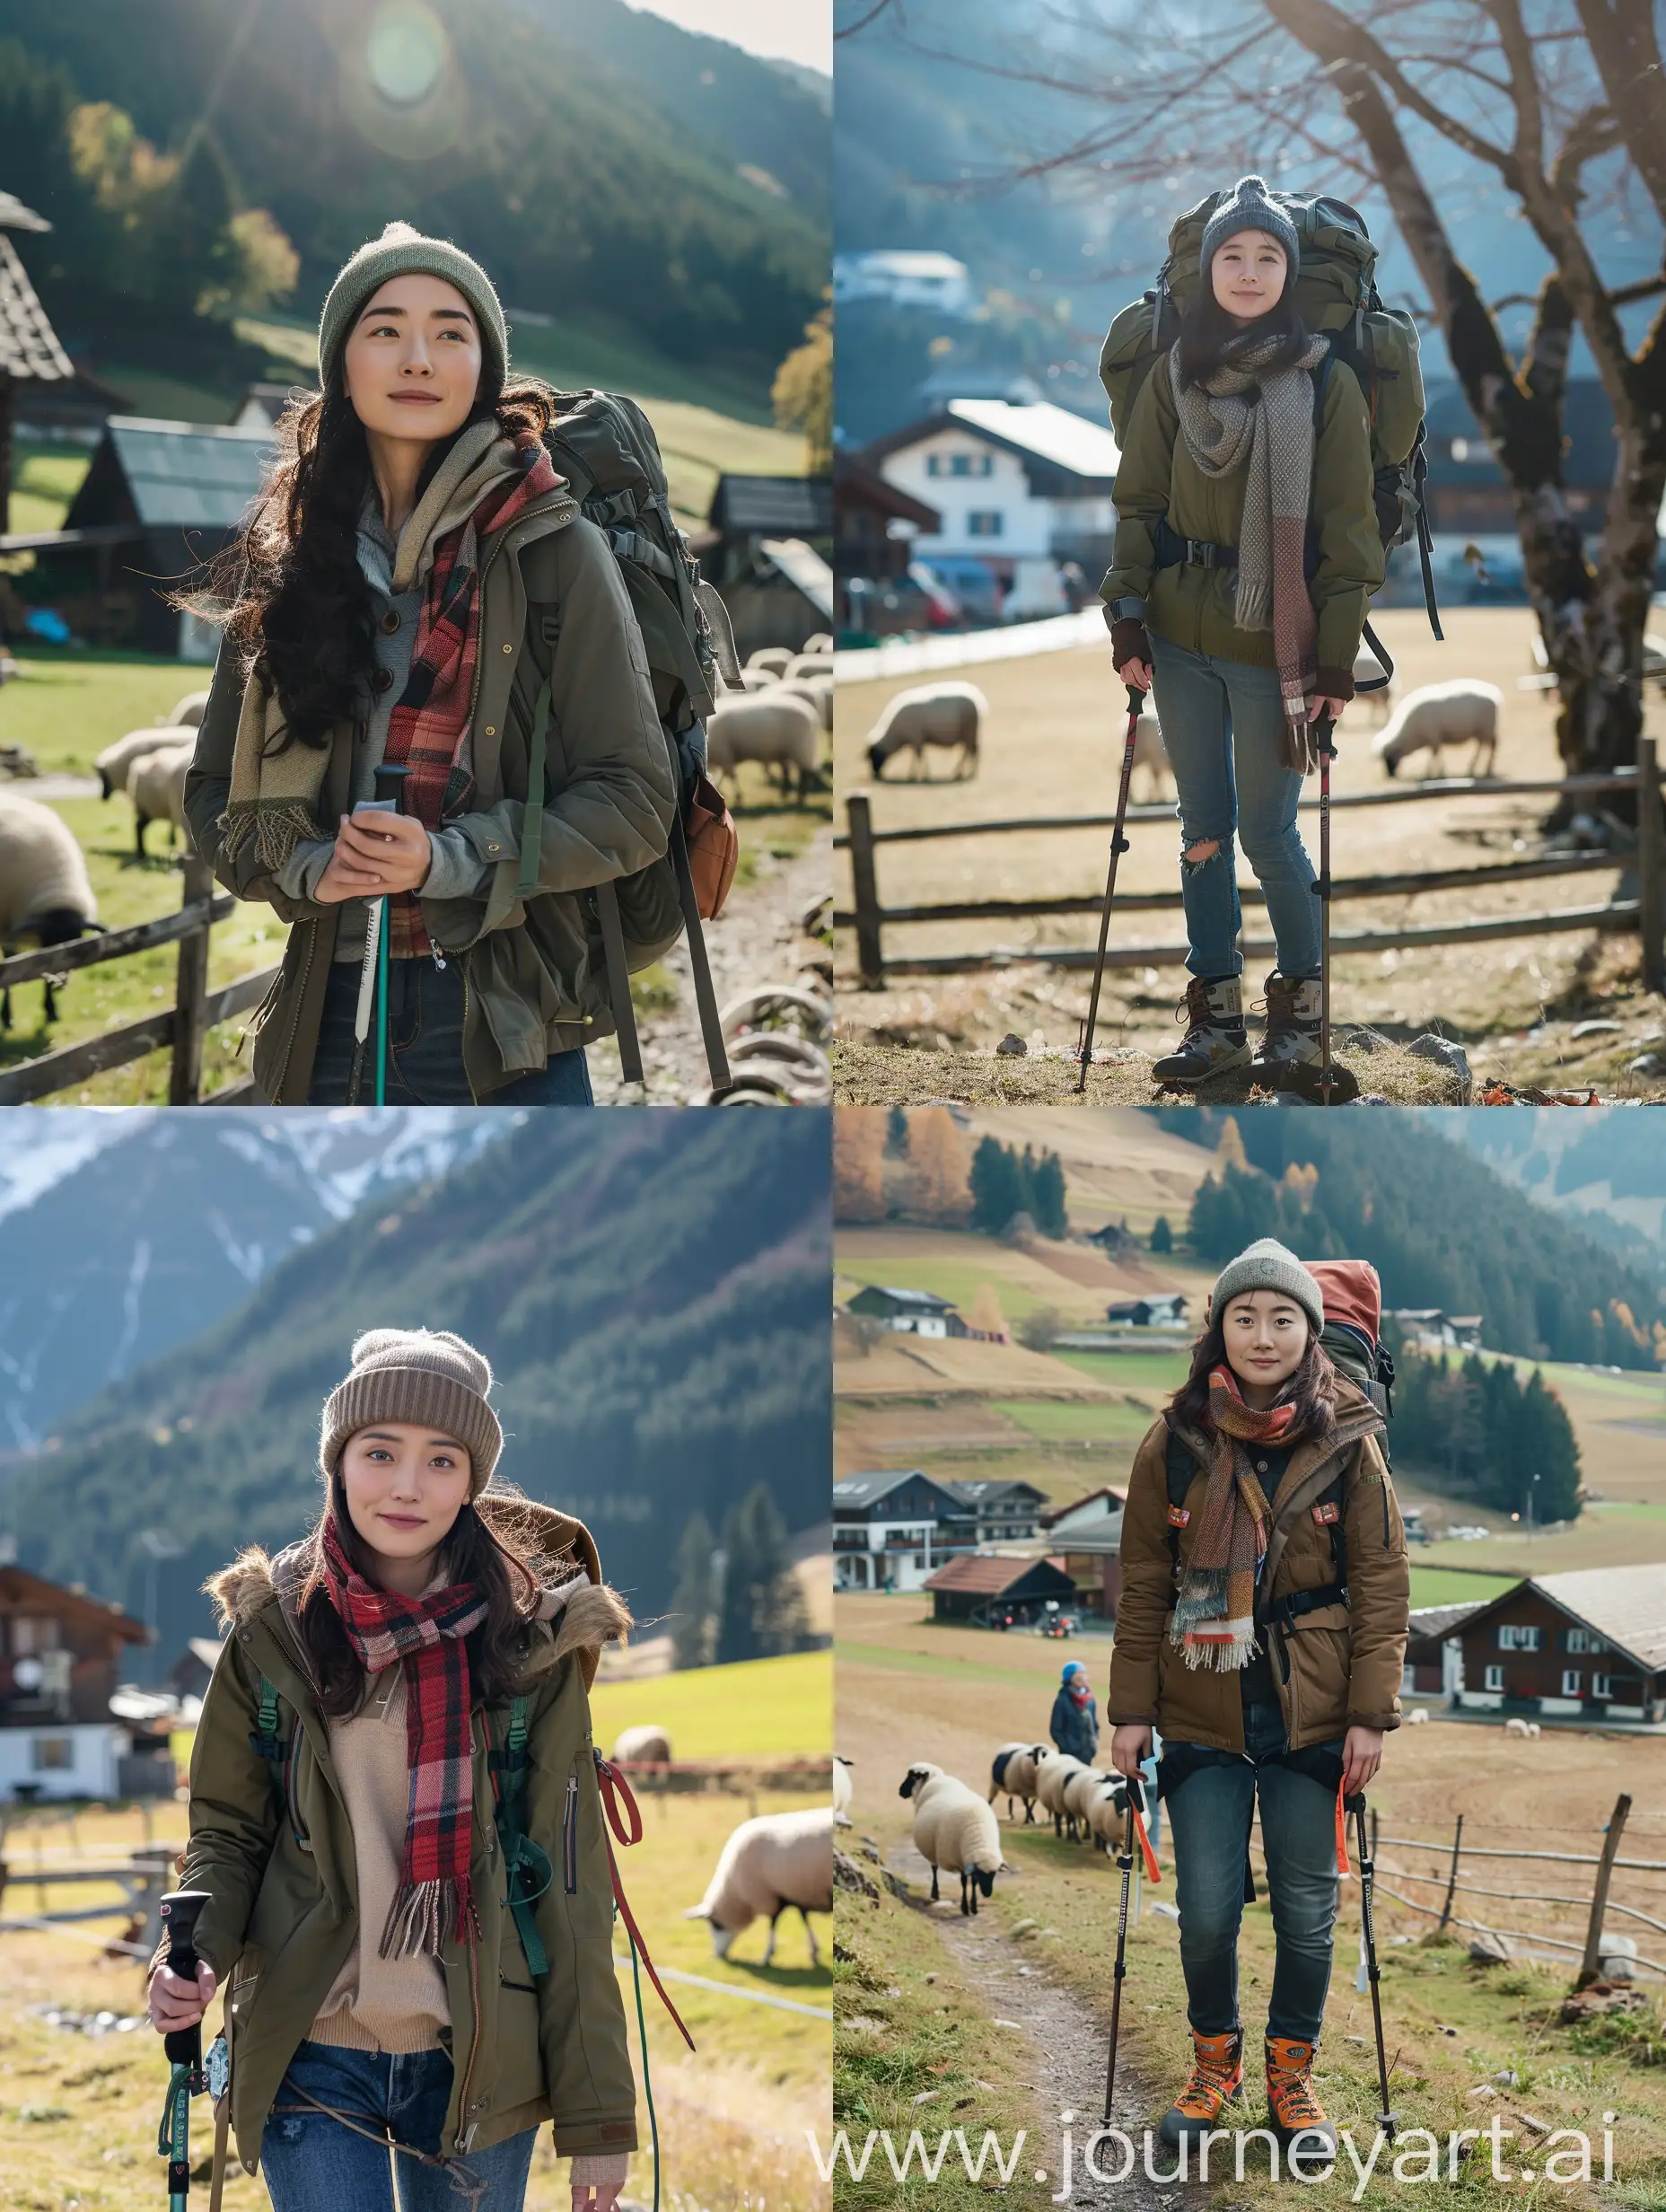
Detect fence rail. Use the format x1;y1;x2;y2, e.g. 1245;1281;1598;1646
835;750;1666;993
0;855;276;1106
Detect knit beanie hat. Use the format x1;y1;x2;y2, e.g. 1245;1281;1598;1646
317;221;509;391
320;1328;503;1495
1206;1238;1325;1337
1199;175;1299;282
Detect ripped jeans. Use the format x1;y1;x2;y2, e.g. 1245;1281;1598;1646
1149;632;1321;980
260;2040;537;2211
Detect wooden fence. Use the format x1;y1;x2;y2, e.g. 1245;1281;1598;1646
835;744;1666;993
0;856;276;1106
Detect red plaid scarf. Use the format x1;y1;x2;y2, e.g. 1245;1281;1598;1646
383;429;563;957
1169;1366;1301;1672
320;1514;488;1957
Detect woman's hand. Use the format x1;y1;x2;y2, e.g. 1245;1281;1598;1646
1309;695;1348;725
335;809;433;895
1120;658;1153;693
148;1958;216;2034
1341;1725;1383;1798
1110;1725;1153;1778
572;2186;622;2212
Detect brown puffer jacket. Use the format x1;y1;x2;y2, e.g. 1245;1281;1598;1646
1106;1376;1409;1752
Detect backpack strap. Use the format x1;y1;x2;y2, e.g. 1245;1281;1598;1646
248;1676;310;1850
1162;1424;1195;1577
517;675;552;900
594;882;644;1085
488;1693;553;1981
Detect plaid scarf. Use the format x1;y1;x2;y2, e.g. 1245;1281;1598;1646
320;1514;488;1958
1169;327;1330;731
1169;1366;1301;1672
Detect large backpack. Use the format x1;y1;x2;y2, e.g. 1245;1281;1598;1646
535;391;742;1092
1098;189;1442;689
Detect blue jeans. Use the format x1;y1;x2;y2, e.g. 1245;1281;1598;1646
1150;632;1320;980
307;953;592;1106
261;2040;537;2211
1162;1698;1344;2044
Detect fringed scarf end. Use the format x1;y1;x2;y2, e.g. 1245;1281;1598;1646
380;1875;477;1961
219;799;326;876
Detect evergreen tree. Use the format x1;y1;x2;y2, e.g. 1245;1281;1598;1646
970;1137;1023;1234
715;1484;804;1662
1150;1216;1174;1254
669;1509;717;1669
1031;1151;1068;1239
834;1112;886;1221
885;1107;909;1157
908;1109;972;1223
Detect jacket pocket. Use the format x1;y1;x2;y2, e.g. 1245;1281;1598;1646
1278;1605;1353;1742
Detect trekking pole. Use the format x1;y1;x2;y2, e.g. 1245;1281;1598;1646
1102;1773;1161;2123
156;1890;212;2210
1347;1793;1397;2144
1316;712;1336;1107
360;763;409;1107
1075;682;1146;1093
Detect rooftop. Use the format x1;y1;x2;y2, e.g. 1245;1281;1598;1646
66;416;275;531
922;1552;1070;1596
943;398;1121;479
0;229;73;386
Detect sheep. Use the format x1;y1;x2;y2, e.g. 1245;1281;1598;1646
127;740;193;857
1351;647;1395;726
802;632;833;654
1033;1748;1088;1838
834;1753;853;1828
706;691;822;801
1503;1716;1541;1739
0;790;101;1027
163;689;211;728
988;1741;1047;1823
785;653;833;683
1372;680;1504;779
1128;707;1172;800
745;645;794;678
683;1804;833;1965
899;1760;1006;1915
776;675;833;733
1406;1707;1430;1725
1085;1778;1132;1856
866;681;986;781
94;724;191;801
1061;1764;1115;1842
612;1725;672;1766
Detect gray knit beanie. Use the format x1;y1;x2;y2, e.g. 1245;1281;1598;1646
317;221;509;391
1199;175;1299;283
320;1328;504;1495
1207;1239;1324;1336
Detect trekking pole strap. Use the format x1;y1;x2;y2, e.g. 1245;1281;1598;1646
1336;1783;1352;1877
593;1752;696;2050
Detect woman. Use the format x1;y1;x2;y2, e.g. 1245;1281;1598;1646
1106;1240;1408;2155
1100;177;1382;1087
148;1328;638;2209
1049;1659;1099;1763
184;222;680;1105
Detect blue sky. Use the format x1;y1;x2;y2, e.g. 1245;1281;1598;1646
626;1;830;74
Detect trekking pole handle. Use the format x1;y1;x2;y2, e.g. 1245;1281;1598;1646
159;1891;212;2073
1313;708;1337;758
1125;683;1146;719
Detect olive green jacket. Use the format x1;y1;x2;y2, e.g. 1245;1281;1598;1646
1099;350;1385;681
179;1496;640;2172
184;488;680;1102
1106;1377;1410;1752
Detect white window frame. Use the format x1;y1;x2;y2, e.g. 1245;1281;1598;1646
966;511;1004;538
1592;1672;1613;1698
31;1736;74;1772
1484;1664;1504;1691
1497;1624;1541;1652
1565;1628;1604;1655
1562;1670;1583;1698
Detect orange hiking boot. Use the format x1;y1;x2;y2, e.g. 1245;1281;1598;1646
1265;2036;1337;2155
1159;2027;1244;2146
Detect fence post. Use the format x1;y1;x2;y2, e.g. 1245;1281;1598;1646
170;854;213;1105
1638;736;1664;996
846;793;885;990
1437;1813;1464;1932
1578;1792;1633;1988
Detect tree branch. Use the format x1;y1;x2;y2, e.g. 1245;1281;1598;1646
1574;0;1666;224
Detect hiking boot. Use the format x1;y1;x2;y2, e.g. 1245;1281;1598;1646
1159;2027;1245;2146
1152;974;1250;1087
1250;972;1360;1102
1265;2035;1337;2155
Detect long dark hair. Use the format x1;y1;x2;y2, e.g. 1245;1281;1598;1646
297;1474;543;1718
1174;284;1311;395
188;361;557;753
1168;1317;1339;1441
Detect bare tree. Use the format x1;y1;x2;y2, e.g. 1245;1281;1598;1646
854;0;1666;799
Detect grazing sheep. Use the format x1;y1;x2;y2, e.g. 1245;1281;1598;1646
777;675;833;733
746;646;794;678
988;1741;1047;1823
834;1754;853;1828
706;691;822;800
1503;1716;1541;1740
1350;647;1395;726
164;689;211;729
0;790;101;1027
1061;1764;1115;1841
785;653;833;683
127;740;193;857
94;724;191;801
1034;1748;1088;1838
1372;680;1503;779
683;1804;833;1965
899;1761;1006;1915
1406;1707;1430;1725
1086;1778;1132;1856
612;1725;672;1766
866;681;986;781
802;632;833;654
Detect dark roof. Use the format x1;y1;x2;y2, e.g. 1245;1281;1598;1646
0;193;51;235
1039;1485;1128;1528
65;417;275;532
1422;377;1617;492
834;450;942;531
947;1479;1048;1505
848;1284;958;1312
1406;1600;1488;1644
0;1563;146;1641
0;229;73;386
923;1553;1077;1597
1451;1567;1666;1675
707;473;833;536
832;1470;963;1513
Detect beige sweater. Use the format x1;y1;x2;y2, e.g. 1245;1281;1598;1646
307;1579;628;2186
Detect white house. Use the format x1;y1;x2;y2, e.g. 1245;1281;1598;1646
0;1721;129;1803
833;251;976;319
861;399;1120;577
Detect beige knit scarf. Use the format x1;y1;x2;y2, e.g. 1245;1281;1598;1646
1170;328;1330;732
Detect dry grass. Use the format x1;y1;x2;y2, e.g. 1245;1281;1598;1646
834;1036;1470;1105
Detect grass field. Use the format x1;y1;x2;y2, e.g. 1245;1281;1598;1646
592;1649;830;1760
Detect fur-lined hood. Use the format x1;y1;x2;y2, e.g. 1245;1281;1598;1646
205;1484;632;1692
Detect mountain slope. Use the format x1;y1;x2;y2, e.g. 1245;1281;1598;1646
4;1114;830;1656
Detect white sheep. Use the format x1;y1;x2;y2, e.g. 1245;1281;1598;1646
163;689;211;728
785;652;833;683
1503;1716;1541;1739
127;740;193;858
866;681;986;781
706;691;822;800
1372;680;1503;779
1086;1778;1133;1855
0;791;101;1027
987;1741;1047;1823
1351;647;1395;726
745;645;794;678
1062;1764;1115;1841
612;1725;672;1766
834;1753;853;1828
684;1805;833;1964
899;1761;1006;1915
1127;706;1172;800
802;632;833;654
94;724;191;801
777;675;833;733
1406;1707;1430;1725
1033;1748;1087;1838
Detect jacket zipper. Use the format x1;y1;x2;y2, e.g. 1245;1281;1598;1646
563;1771;579;1893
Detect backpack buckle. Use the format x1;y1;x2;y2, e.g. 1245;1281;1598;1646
1168;1505;1191;1528
1312;1501;1340;1525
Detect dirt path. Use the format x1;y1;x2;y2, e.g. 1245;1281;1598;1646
882;1833;1202;2209
590;824;830;1102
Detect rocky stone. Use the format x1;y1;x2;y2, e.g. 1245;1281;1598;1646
996;1033;1028;1056
1408;1031;1474;1101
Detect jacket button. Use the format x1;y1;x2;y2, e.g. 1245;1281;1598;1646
502;642;513;654
1257;1461;1267;1473
487;842;501;854
374;667;394;693
484;725;495;738
381;610;399;635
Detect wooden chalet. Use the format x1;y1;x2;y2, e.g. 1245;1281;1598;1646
0;1559;149;1801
